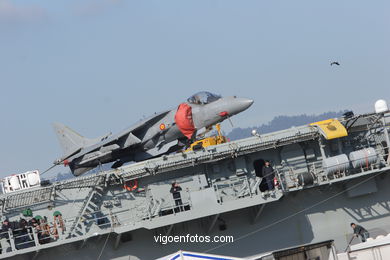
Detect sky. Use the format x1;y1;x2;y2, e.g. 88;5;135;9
0;0;389;177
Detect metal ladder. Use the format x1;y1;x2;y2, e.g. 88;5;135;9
67;185;106;237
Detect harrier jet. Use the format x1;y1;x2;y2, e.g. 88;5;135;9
53;91;253;176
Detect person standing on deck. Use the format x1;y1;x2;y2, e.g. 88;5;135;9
262;161;275;192
170;182;183;212
351;223;370;242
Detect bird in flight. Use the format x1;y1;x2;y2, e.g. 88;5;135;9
330;61;340;66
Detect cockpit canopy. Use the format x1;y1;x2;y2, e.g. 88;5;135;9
187;91;221;105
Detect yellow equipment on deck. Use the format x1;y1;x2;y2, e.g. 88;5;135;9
310;119;348;140
185;124;228;152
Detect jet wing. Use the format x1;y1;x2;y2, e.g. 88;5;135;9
73;110;171;157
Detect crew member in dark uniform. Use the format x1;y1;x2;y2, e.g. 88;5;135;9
351;223;370;242
262;161;275;191
0;219;12;253
170;182;183;212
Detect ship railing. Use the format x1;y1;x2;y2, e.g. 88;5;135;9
154;199;191;216
0;222;60;254
33;192;193;236
274;168;286;192
1;228;28;253
276;163;312;190
60;197;191;232
68;207;133;233
144;191;192;220
376;142;390;166
0;196;191;257
1;177;268;256
276;145;390;193
212;175;265;203
272;145;385;192
343;145;389;176
0;215;83;254
0;230;13;254
46;191;194;231
211;172;290;203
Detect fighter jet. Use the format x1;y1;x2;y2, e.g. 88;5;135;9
53;91;253;176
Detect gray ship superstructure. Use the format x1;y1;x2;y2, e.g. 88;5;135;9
1;101;390;260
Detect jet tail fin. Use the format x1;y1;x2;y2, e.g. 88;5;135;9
52;122;101;156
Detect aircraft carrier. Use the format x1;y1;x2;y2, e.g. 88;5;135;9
1;100;390;260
